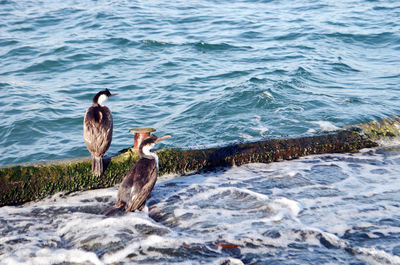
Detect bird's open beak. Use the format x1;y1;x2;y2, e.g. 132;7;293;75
155;135;171;143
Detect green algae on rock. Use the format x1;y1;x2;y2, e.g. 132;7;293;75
3;116;400;207
157;130;377;176
0;149;140;206
350;116;400;140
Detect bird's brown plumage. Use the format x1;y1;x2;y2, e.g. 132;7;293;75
83;105;113;175
102;134;171;216
118;157;158;212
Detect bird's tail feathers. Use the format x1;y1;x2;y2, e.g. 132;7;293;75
92;156;103;176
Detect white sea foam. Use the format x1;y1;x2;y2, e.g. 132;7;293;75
274;105;304;113
265;197;301;222
103;235;180;264
249;115;269;137
307;121;340;133
353;246;400;265
1;147;400;264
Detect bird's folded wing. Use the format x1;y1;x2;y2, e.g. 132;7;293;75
126;165;157;212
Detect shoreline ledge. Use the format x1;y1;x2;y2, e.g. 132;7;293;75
1;116;400;207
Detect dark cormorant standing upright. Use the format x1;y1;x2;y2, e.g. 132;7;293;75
104;134;171;215
83;88;117;176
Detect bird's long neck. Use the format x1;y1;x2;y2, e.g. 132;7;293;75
93;94;108;107
141;146;159;170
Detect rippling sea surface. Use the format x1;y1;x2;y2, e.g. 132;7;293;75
1;0;400;165
1;0;400;264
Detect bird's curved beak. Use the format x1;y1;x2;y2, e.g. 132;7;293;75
155;135;171;143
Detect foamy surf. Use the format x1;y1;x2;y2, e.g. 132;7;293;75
1;146;400;264
307;120;341;134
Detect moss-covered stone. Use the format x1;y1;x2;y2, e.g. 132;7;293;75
351;116;400;140
155;130;377;176
2;115;400;207
0;148;140;206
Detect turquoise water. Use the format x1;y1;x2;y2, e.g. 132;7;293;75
1;0;400;165
1;1;400;264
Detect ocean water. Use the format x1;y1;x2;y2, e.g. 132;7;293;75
1;0;400;165
1;147;400;264
1;1;400;264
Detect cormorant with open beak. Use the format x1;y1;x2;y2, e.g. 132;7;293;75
104;134;171;215
83;88;117;176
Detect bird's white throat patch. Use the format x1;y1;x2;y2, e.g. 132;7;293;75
142;144;159;169
97;94;108;106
